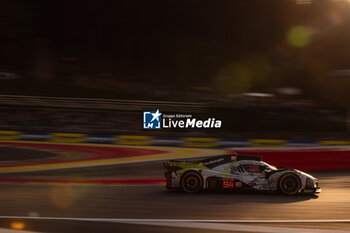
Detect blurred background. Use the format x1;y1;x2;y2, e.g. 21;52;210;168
1;1;350;233
0;0;349;138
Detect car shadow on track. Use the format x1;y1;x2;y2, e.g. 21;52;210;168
162;189;319;203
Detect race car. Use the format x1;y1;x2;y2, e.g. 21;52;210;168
164;153;321;195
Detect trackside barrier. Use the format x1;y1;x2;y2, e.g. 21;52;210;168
1;131;350;171
0;130;350;148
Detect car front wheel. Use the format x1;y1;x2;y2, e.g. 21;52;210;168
279;173;301;195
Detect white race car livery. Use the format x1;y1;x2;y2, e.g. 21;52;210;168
164;153;321;195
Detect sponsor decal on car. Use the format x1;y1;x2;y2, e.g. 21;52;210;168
235;181;242;188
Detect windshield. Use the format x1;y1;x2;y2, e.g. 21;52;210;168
262;162;278;171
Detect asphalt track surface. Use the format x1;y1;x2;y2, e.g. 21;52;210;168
1;146;350;232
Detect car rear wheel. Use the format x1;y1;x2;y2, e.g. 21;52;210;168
279;173;301;195
180;171;203;194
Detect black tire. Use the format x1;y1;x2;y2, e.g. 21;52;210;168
180;171;203;194
279;173;301;195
